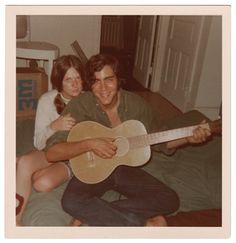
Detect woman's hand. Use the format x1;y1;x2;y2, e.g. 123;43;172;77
87;138;117;159
50;113;76;131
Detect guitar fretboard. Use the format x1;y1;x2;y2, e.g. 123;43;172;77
128;123;210;149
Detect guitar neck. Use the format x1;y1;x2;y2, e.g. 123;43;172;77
128;123;210;149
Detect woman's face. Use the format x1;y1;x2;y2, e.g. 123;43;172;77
61;67;83;99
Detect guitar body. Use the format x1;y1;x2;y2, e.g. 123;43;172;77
67;118;221;184
67;120;151;184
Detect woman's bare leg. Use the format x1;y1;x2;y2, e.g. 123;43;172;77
32;162;70;192
16;151;71;225
16;150;51;225
32;163;81;226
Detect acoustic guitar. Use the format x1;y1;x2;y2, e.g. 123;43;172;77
67;119;221;184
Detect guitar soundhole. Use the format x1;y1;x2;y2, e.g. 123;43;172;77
114;136;129;157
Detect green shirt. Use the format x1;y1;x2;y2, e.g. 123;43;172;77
45;89;171;154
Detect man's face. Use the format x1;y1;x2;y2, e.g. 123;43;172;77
91;65;119;109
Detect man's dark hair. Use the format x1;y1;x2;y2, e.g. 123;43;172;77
85;53;124;89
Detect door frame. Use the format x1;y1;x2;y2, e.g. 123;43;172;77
149;16;170;92
132;16;157;88
150;16;212;113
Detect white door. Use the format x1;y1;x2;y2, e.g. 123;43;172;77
133;16;157;88
158;16;208;111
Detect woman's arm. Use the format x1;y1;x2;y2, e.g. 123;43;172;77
34;93;57;150
34;92;76;150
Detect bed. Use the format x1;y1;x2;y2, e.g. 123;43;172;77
16;110;222;226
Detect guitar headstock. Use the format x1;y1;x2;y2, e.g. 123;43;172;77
209;119;222;134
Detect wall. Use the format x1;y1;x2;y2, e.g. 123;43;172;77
17;15;101;67
194;16;222;119
29;15;101;58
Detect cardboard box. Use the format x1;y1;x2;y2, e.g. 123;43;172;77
16;67;48;119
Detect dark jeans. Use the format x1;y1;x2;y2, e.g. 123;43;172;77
62;165;179;226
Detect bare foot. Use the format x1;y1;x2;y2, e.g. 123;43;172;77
70;218;82;226
145;215;168;227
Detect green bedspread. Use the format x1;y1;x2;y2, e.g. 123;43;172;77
16;110;222;226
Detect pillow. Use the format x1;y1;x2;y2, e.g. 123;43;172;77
16;119;35;156
22;182;72;226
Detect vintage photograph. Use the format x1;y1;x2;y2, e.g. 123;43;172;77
5;5;230;238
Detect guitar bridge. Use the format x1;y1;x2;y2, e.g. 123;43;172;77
86;151;96;167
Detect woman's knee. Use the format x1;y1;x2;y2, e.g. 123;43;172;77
33;176;55;192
